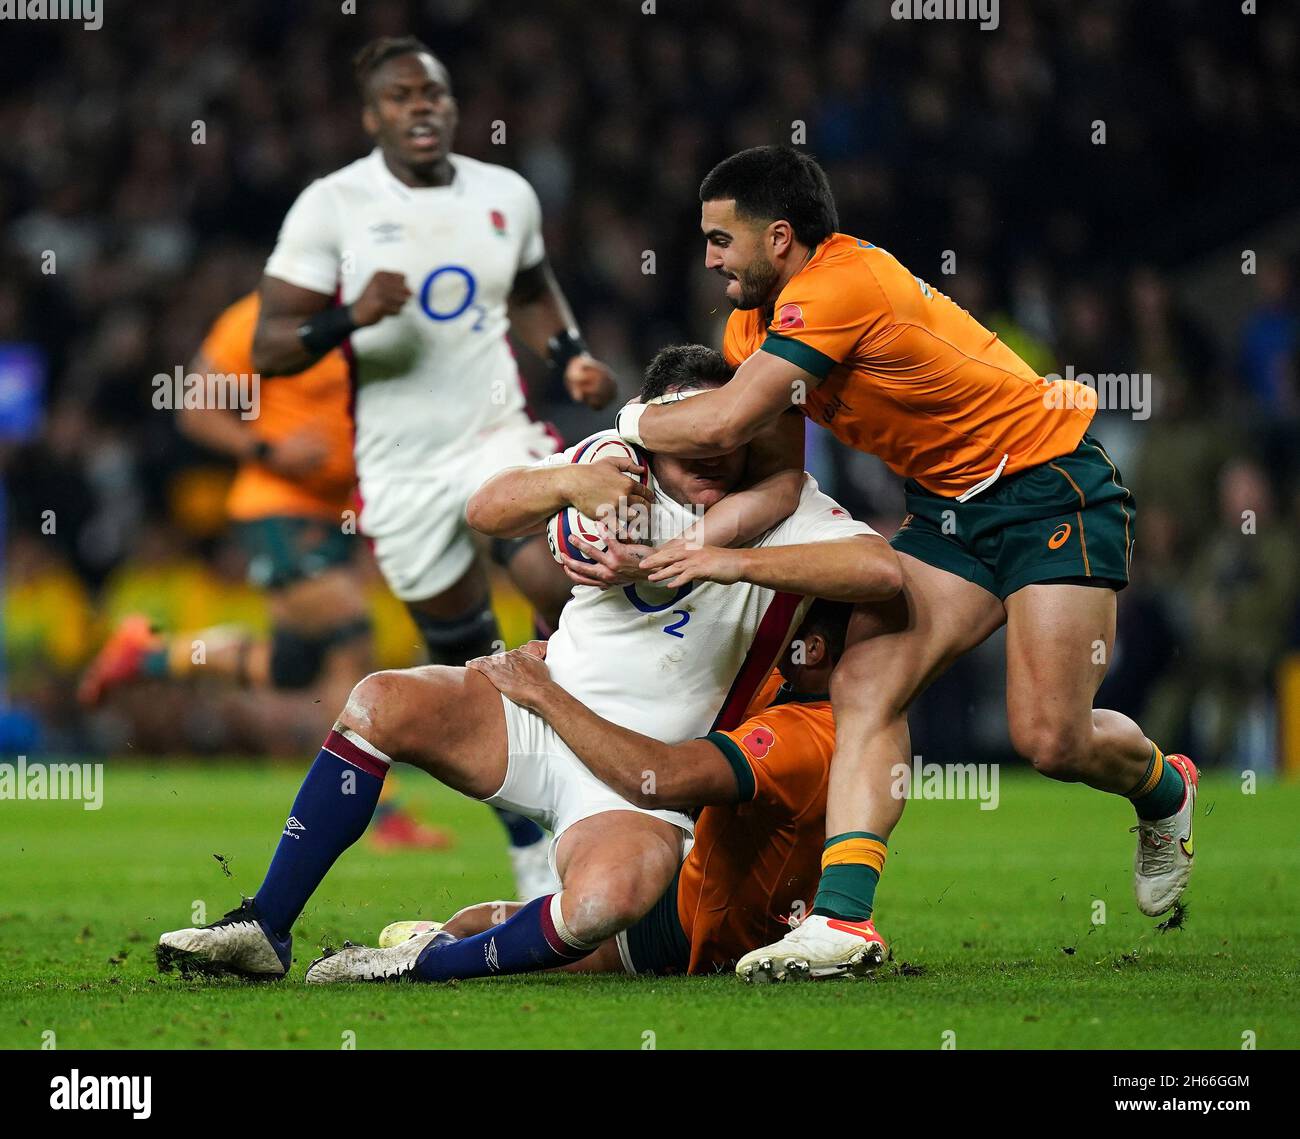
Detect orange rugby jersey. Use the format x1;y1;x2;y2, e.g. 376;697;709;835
199;293;356;521
680;692;834;975
722;234;1096;498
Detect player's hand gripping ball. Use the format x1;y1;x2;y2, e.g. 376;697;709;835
547;436;655;566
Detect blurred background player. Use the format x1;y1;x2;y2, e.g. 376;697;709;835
249;36;619;895
78;290;446;852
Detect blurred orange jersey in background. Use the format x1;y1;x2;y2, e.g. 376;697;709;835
198;292;356;521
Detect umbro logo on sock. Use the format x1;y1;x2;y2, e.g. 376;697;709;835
282;816;306;840
485;937;500;972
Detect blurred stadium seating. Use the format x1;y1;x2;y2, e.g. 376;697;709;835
1;0;1297;770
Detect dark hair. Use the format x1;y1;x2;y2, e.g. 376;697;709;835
699;146;839;247
353;36;439;102
639;344;734;403
799;598;854;663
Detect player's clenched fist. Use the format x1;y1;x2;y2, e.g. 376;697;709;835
559;455;653;520
350;270;411;326
563;354;617;410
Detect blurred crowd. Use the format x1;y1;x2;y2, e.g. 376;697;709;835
1;0;1298;769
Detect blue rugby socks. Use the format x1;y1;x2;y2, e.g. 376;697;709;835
253;728;390;940
414;893;594;980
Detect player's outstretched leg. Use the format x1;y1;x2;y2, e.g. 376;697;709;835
1003;583;1197;916
155;725;391;980
738;556;1004;982
305;811;681;983
157;665;508;979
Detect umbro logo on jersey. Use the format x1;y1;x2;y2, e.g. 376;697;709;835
283;816;306;839
369;221;405;244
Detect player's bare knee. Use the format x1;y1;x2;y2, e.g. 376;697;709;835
562;881;647;944
831;664;907;728
561;889;618;944
338;670;415;754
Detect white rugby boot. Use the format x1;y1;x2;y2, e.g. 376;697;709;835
736;913;887;983
156;898;291;979
1132;753;1199;917
305;929;452;984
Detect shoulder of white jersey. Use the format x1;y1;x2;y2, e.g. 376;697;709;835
301;151;382;195
756;474;878;544
274;154;381;227
797;475;877;528
449;153;538;197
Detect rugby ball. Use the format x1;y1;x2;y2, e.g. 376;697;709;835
547;435;654;566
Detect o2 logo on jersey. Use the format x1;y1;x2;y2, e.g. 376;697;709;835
419;265;487;330
622;582;694;638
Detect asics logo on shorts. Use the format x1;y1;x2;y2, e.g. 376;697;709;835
1048;522;1072;550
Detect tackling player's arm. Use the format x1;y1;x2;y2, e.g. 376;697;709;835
618;349;814;457
645;533;901;602
507;259;616;411
252;273;411;377
686;408;805;546
466;646;739;810
566;412;806;589
466;457;653;539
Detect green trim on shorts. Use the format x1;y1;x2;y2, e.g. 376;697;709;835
890;433;1135;600
704;731;756;802
622;869;690;975
761;332;837;380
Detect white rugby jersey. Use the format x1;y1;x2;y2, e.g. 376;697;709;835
540;433;876;742
264;149;546;475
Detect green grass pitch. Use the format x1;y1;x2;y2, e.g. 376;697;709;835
2;762;1297;1049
